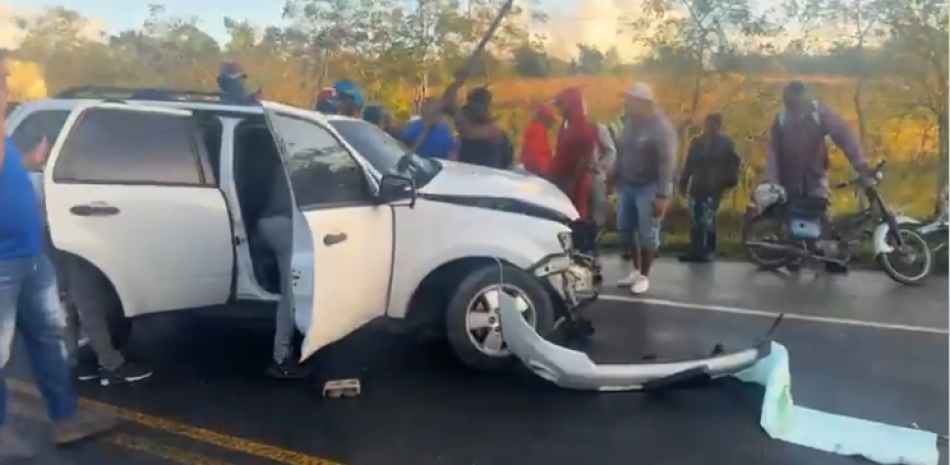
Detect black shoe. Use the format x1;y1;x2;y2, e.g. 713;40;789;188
824;261;849;275
73;358;100;382
73;347;100;381
99;363;154;386
265;359;310;380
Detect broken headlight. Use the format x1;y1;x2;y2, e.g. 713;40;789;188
557;231;573;252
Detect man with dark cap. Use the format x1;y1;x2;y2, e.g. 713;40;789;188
451;87;513;169
766;80;871;273
217;62;258;105
314;87;338;113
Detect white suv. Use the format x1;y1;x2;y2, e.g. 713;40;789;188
6;87;598;371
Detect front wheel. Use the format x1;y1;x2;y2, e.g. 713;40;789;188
877;227;933;285
445;263;556;372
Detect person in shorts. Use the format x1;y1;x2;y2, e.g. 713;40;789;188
612;83;677;295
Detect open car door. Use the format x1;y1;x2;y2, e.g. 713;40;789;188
258;102;393;362
256;103;318;361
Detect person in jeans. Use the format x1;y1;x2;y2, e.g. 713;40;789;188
612;83;677;295
677;113;740;262
0;51;117;458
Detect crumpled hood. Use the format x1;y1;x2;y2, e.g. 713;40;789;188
419;160;579;221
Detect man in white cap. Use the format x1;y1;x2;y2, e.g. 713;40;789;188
610;82;677;294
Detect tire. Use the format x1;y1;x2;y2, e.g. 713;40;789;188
445;263;556;372
742;213;788;270
877;227;933;285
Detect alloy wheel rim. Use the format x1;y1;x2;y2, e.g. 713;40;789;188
464;285;536;357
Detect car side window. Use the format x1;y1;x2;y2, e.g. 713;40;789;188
10;109;70;156
270;113;370;208
53;108;207;186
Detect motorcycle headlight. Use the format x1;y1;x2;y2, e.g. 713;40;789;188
557;231;573;252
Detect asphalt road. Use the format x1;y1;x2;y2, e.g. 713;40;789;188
5;259;947;465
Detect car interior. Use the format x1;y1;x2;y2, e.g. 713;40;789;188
231;118;285;294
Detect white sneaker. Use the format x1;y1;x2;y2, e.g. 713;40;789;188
617;268;640;287
630;275;650;295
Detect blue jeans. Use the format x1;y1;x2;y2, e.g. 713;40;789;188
0;254;78;426
616;183;662;251
688;196;721;256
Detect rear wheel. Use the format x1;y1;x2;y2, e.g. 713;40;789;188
742;214;788;270
877;227;933;285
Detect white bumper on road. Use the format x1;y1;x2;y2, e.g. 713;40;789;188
498;292;772;391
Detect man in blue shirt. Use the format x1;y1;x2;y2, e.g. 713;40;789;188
0;51;117;457
399;98;456;160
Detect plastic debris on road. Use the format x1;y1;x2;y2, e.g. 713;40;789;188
734;342;940;465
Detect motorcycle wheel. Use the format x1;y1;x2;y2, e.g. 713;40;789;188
742;214;788;270
877;227;933;285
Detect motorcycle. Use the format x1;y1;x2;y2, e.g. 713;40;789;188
741;161;933;285
917;189;948;257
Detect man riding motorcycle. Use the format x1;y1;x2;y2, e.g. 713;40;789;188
764;80;873;273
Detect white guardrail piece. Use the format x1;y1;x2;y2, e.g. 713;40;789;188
497;295;941;465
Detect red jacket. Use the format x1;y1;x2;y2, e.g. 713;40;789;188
548;87;597;219
520;120;552;175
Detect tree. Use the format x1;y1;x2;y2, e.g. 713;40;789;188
512;43;549;77
628;0;780;155
575;43;605;75
878;0;948;212
791;0;890;153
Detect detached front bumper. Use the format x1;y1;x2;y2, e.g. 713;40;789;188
497;292;775;391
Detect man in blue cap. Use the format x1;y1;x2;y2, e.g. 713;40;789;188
332;80;364;118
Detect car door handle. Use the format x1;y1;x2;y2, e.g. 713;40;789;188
70;203;120;217
323;233;347;246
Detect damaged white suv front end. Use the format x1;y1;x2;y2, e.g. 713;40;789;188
386;159;601;371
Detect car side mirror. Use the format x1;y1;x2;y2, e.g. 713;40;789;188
379;173;416;208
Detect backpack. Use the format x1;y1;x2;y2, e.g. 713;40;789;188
772;100;830;174
777;100;822;131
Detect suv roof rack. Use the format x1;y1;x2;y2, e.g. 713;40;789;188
55;86;224;103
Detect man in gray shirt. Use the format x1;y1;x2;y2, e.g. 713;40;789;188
612;83;677;295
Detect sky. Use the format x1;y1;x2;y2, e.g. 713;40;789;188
2;0;653;59
2;0;826;60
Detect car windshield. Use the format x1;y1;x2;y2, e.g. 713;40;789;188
329;119;442;188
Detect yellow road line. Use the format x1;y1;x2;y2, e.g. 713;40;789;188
110;433;235;465
8;379;346;465
8;400;233;465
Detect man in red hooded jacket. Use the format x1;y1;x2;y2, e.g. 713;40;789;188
520;104;555;175
548;87;599;255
